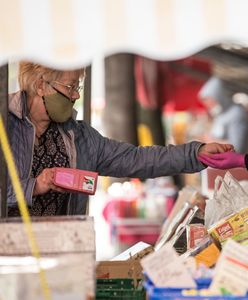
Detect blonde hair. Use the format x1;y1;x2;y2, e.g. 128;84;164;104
18;61;85;96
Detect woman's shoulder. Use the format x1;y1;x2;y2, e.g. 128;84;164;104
8;91;25;119
64;119;100;138
66;119;91;130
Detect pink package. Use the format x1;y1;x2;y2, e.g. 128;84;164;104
53;167;98;195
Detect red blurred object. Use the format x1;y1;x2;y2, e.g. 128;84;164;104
103;198;162;246
102;198;138;222
135;55;212;113
202;167;248;191
165;196;175;216
163;57;211;112
112;218;161;245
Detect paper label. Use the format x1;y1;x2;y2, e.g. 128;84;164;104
55;172;74;187
82;176;95;192
210;239;248;295
141;243;196;288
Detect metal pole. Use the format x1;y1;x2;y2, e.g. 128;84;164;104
0;64;8;218
82;65;91;215
83;65;91;125
103;54;138;144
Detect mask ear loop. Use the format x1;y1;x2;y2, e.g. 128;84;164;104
41;80;56;122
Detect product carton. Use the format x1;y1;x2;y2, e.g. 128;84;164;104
0;253;94;300
208;207;248;246
0;216;95;255
96;241;153;280
0;216;96;297
111;241;153;261
96;260;143;279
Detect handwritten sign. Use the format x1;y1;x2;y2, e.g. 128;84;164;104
141;242;196;288
210;239;248;296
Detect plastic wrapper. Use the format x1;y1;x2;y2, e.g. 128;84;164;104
205;172;248;228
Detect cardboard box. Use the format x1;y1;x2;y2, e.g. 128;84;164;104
96;241;153;281
194;242;220;268
0;216;96;297
96;260;143;279
182;236;220;268
0;253;95;300
111;241;154;261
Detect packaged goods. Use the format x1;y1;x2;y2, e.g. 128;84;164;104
194;242;220;268
53;167;98;195
208;207;248;246
155;186;206;251
186;224;208;250
183;236;220;268
205;172;248;228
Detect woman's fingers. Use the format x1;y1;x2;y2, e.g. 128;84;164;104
34;168;68;196
223;144;235;152
50;183;67;193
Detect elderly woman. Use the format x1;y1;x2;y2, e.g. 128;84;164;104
8;62;233;217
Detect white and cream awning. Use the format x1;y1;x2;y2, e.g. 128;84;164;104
1;0;248;68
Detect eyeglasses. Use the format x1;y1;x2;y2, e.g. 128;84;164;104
51;79;85;96
43;73;86;100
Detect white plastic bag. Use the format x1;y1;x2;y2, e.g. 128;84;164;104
205;171;248;228
224;172;248;208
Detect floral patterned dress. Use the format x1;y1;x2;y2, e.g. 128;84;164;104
8;122;70;217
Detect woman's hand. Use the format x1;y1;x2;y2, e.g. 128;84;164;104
198;142;234;156
33;168;66;196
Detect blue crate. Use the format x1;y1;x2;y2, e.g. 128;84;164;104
144;276;248;300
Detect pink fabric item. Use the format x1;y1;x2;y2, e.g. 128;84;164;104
198;152;245;169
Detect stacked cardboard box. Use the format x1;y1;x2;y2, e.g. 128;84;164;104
0;216;95;300
96;242;152;300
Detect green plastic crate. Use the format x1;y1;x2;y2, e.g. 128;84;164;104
96;278;145;300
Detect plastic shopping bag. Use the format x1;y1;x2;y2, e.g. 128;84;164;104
205;171;248;228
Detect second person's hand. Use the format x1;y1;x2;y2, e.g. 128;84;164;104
198;152;245;169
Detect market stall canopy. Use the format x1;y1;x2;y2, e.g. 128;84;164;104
1;0;248;68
